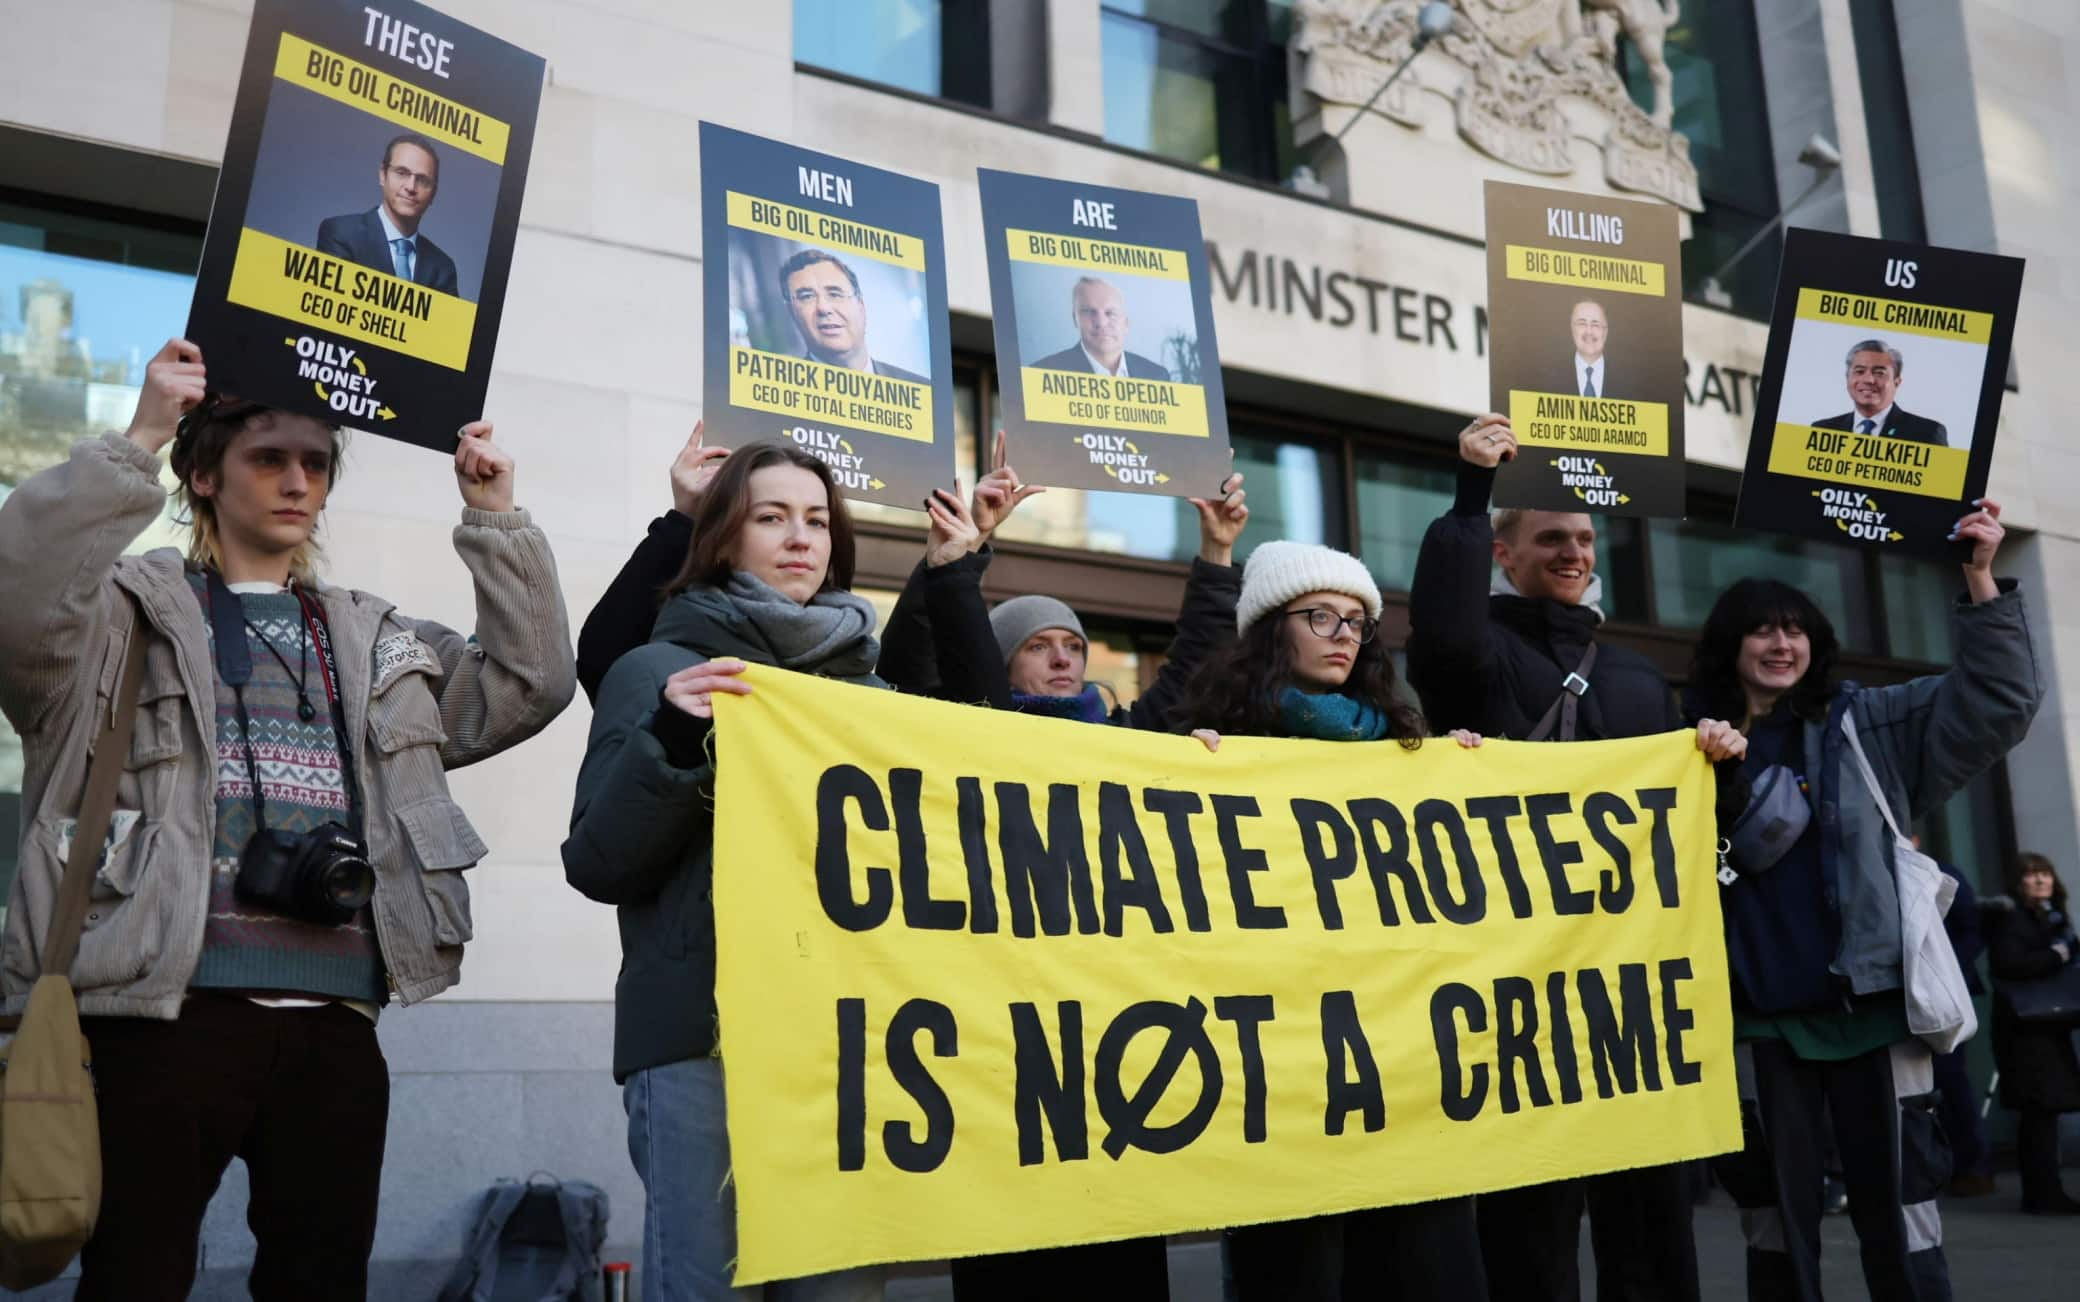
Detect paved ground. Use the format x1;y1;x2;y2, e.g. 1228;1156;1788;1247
887;1171;2080;1299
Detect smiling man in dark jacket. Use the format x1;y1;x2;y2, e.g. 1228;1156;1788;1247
1407;412;1738;1302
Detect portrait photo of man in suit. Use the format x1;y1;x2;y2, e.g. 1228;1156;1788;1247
315;134;461;296
779;248;926;384
1031;277;1173;381
1811;339;1948;443
1537;297;1615;399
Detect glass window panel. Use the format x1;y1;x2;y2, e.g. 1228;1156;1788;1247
0;205;202;921
794;0;944;97
993;421;1344;565
1102;14;1227;169
1878;551;1957;663
1353;449;1452;593
1646;518;1875;650
1104;1;1249;42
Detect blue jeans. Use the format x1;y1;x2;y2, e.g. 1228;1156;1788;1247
624;1056;887;1302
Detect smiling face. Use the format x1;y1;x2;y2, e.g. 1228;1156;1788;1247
1073;280;1129;368
726;464;833;604
1281;590;1368;691
1846;348;1901;418
191;412;336;566
787;258;867;367
1494;512;1596;605
1570;300;1608;364
1736;620;1813;711
1008;628;1088;696
379;141;438;232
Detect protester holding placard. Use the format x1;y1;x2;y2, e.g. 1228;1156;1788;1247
565;441;996;1301
1406;413;1744;1302
1168;542;1489;1301
1683;500;2039;1299
0;339;575;1299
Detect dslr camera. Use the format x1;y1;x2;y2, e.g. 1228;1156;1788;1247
235;823;376;926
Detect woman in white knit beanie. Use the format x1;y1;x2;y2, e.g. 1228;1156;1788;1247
1176;540;1486;1300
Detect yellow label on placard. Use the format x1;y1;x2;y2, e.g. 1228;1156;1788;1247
726;192;925;272
1792;288;1994;344
273;32;509;166
1006;228;1191;281
1504;244;1667;297
1508;390;1671;457
1765;422;1969;499
1020;367;1210;438
227;229;475;370
729;345;934;442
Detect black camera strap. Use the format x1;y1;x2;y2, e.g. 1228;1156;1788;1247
204;570;363;840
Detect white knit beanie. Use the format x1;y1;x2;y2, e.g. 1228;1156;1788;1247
1236;541;1383;633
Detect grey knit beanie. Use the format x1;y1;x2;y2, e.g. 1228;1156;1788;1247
1236;540;1383;633
989;595;1086;664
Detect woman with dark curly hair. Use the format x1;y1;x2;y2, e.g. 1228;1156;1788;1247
1175;540;1486;1302
1989;852;2080;1214
1682;498;2041;1302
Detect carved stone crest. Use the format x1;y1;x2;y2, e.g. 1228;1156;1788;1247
1293;0;1702;211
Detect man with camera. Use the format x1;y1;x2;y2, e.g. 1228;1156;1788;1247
0;339;575;1300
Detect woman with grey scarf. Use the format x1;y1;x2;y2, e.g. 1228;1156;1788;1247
563;441;979;1301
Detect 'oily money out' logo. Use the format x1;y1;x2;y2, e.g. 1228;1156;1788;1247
285;335;398;424
1812;488;1902;543
1549;455;1630;508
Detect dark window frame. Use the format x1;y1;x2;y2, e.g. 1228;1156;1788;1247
1098;1;1293;183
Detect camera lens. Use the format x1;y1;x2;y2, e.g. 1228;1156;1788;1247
320;853;376;914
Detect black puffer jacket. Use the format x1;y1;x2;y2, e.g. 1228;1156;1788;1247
1989;898;2080;1113
1407;462;1678;739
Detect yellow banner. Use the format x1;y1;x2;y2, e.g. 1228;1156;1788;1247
273;33;509;166
1503;244;1666;297
227;229;475;371
726;192;925;272
1005;228;1191;281
728;345;934;442
1020;367;1210;438
1509;389;1671;457
711;668;1737;1283
1765;422;1969;501
1794;288;1994;344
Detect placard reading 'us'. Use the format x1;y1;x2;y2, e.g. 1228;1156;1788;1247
711;668;1738;1282
1733;228;2024;557
186;0;544;450
980;169;1232;498
699;123;957;511
1484;181;1687;518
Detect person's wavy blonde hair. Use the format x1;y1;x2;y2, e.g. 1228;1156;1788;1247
169;400;344;585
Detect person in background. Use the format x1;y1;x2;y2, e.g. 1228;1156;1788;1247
1685;493;2038;1302
1988;852;2080;1215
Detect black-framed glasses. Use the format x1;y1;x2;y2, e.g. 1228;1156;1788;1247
1285;607;1378;644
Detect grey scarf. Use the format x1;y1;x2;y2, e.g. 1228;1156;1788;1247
721;571;879;668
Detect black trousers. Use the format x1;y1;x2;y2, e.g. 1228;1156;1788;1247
949;1238;1170;1300
1475;1165;1699;1302
2016;1108;2071;1206
75;994;390;1302
1715;1038;1950;1302
1228;1196;1487;1301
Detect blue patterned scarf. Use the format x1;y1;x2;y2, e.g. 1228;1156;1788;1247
1011;684;1112;724
1277;687;1391;741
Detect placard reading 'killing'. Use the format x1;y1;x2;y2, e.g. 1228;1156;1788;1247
699;123;957;510
1733;228;2024;557
711;667;1738;1283
979;169;1232;498
1485;181;1687;518
186;0;544;450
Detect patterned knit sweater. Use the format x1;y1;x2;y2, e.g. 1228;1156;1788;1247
185;574;387;1003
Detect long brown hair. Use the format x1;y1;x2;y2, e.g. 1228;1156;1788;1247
1176;607;1427;748
2008;852;2068;912
664;440;856;598
170;399;345;585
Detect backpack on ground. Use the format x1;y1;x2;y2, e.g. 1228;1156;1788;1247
438;1173;610;1302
